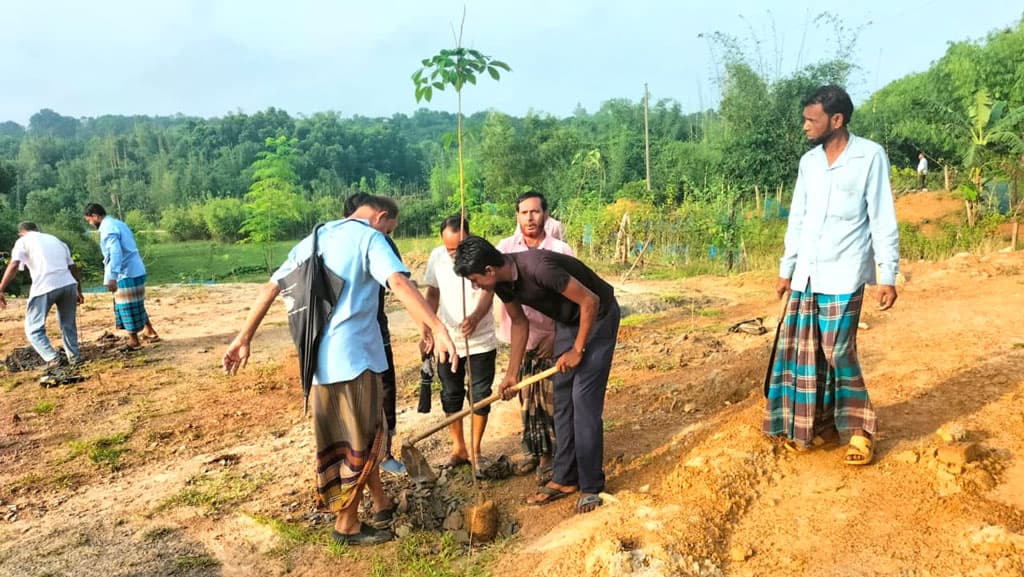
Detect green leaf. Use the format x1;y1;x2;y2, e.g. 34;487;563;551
424;86;433;102
421;58;431;67
412;69;423;82
432;81;445;90
466;72;476;85
487;67;500;80
491;60;511;71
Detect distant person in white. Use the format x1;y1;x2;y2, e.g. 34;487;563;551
0;222;84;368
917;152;928;191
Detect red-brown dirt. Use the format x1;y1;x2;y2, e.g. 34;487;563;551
2;242;1023;576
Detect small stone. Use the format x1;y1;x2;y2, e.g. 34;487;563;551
394;524;412;538
638;484;650;493
893;450;919;464
936;424;966;442
937;443;981;466
858;322;869;330
452;530;470;544
443;510;463;531
684;456;705;468
683;402;696;413
730;546;753;562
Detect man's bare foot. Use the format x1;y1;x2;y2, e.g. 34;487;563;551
525;482;577;505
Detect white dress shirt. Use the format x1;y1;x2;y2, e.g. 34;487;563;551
780;134;900;295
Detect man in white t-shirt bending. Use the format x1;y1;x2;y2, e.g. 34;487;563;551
0;222;84;369
421;215;497;475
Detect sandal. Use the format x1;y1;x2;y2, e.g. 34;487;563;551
331;523;392;546
576;493;603;514
783;432;840;453
526;484;576;506
844;435;874;466
439;454;470;469
513;454;539;476
535;463;554;486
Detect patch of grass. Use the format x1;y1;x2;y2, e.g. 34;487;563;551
4;473;44;497
51;471;80;490
697;308;723;318
141;240;296;285
174;554;220;571
619;312;663;327
157;472;262;514
607;375;625;393
368;532;494;577
66;432;131;470
142;526;179;542
31;400;56;414
248;513;324;558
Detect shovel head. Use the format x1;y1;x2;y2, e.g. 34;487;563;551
400;443;437;485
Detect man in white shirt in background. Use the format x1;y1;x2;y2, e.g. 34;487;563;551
767;85;899;468
420;215;497;476
0;222;84;373
497;191;574;486
917;152;928;191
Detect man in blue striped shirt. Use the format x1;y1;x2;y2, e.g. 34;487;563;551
766;85;899;467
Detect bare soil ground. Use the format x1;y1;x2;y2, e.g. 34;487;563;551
2;210;1024;576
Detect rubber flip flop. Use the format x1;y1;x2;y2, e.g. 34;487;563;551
576;493;603;514
526;485;576;506
332;523;393;546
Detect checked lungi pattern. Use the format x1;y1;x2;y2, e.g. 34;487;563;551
763;285;877;447
113;274;150;334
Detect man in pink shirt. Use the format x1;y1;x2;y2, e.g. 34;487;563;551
496;192;572;485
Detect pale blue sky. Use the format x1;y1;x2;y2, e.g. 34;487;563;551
1;0;1021;124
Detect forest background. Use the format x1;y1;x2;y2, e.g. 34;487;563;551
0;15;1022;288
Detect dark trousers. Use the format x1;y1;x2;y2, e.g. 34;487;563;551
918;172;927;190
551;301;620;495
382;342;397;432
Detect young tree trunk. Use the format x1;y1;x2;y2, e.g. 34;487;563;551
944;165;951;192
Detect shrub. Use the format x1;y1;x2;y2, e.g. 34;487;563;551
202;197;246;242
160;204;209;241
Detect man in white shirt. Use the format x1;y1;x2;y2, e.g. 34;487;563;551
768;85;899;468
496;192;573;485
0;222;84;371
421;215;497;475
917;152;928;191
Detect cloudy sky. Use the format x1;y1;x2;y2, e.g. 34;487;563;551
1;0;1021;124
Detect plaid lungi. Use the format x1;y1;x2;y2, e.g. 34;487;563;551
518;352;556;457
311;371;385;512
113;275;150;334
763;285;876;447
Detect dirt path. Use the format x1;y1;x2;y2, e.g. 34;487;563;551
2;249;1023;576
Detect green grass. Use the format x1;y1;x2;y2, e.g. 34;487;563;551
368;532;495;577
174;554;220;571
31;400;56;414
65;432;131;470
142;526;179;542
157;472;262;514
138;240;296;285
136;236;437;287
